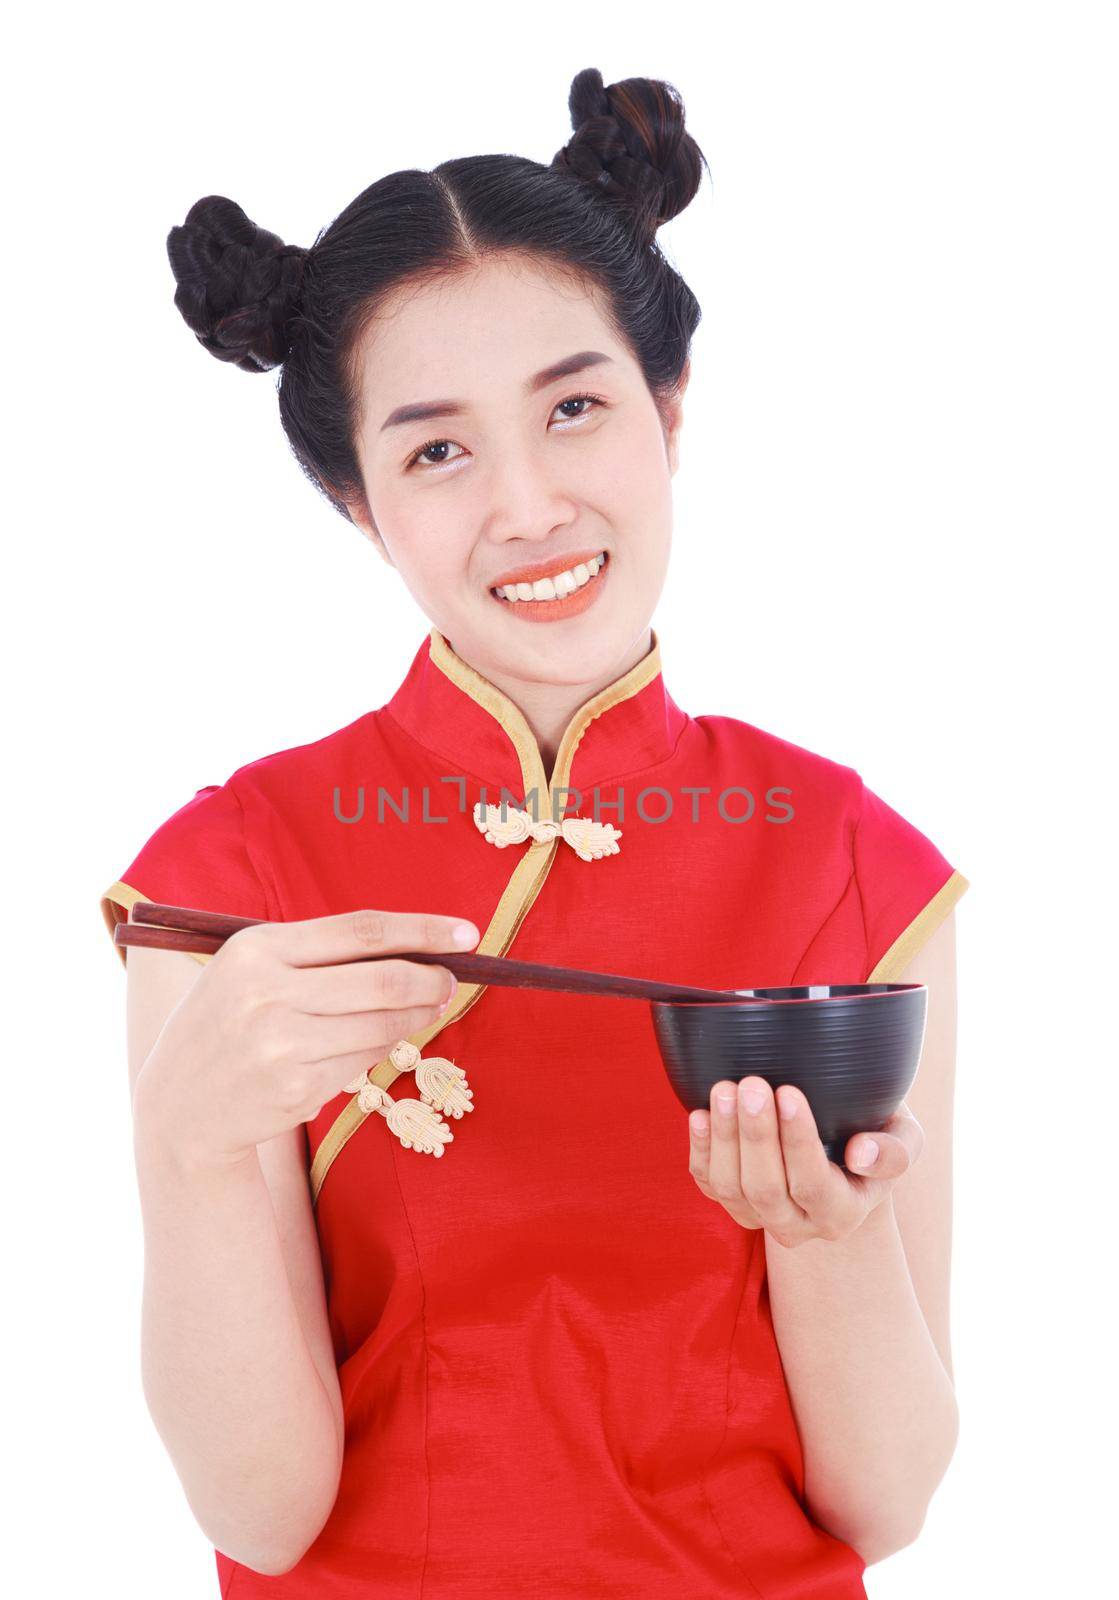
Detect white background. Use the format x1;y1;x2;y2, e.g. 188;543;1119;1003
6;3;1116;1594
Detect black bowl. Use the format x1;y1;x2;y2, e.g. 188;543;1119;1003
650;983;927;1170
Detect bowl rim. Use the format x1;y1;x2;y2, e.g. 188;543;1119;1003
651;981;927;1010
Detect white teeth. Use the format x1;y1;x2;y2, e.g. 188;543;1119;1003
494;551;607;602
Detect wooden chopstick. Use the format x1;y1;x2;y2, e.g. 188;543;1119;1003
130;901;264;937
115;900;760;1005
116;923;226;956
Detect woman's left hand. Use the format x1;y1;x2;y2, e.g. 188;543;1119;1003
688;1077;924;1245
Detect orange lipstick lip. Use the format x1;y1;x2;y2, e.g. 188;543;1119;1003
490;548;607;589
490;552;610;623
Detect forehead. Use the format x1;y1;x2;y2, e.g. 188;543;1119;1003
354;255;627;421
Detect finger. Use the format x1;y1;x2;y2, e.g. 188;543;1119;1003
310;1047;417;1115
846;1099;924;1177
234;908;481;969
689;1107;764;1224
884;1100;925;1166
706;1081;747;1200
704;1079;794;1230
289;956;458;1016
291;1002;455;1064
319;1050;390;1099
688;1109;712;1187
844;1126;916;1187
730;1077;806;1231
773;1084;851;1220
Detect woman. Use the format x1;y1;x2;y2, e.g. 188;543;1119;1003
102;68;968;1599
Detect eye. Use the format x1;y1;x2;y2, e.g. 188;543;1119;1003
552;391;607;424
405;436;465;471
404;392;608;472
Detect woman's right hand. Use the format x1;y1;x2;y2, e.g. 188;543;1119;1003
131;908;480;1168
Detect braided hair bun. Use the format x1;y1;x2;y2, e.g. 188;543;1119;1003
162;75;705;522
166;195;308;372
551;67;708;243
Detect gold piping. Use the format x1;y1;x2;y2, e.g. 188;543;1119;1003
866;868;970;981
308;625;663;1204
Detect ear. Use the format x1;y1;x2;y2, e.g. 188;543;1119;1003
664;359;689;476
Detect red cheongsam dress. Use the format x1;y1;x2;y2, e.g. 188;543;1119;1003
101;625;969;1600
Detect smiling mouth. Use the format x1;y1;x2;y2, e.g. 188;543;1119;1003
489;550;609;605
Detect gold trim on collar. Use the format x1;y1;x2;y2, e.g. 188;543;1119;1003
428;625;663;805
308;627;664;1205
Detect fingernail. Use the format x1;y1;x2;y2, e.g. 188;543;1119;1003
741;1086;767;1116
776;1088;797;1120
716;1091;736;1113
690;1112;708;1137
854;1139;879;1167
453;923;480;946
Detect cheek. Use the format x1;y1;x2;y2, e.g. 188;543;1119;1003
371;485;467;580
597;415;673;495
602;437;674;544
396;538;469;602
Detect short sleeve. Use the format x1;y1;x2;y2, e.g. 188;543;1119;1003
853;777;970;980
100;781;271;968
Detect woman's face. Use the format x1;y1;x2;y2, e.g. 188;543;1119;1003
347;253;686;689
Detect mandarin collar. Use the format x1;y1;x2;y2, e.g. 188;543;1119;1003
383;626;688;804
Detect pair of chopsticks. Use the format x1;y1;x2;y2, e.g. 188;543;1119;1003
115;901;759;1005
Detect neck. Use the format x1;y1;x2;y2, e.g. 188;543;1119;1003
460;628;655;786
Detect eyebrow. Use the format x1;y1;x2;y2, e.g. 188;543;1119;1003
379;350;615;432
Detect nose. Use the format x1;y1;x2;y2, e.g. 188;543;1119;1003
482;442;577;548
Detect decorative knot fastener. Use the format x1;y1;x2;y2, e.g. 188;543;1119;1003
345;1040;475;1157
472;801;621;862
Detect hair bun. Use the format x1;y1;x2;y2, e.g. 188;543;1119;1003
166;195;308;372
553;67;708;242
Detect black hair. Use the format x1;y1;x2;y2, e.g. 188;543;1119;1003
166;67;710;524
